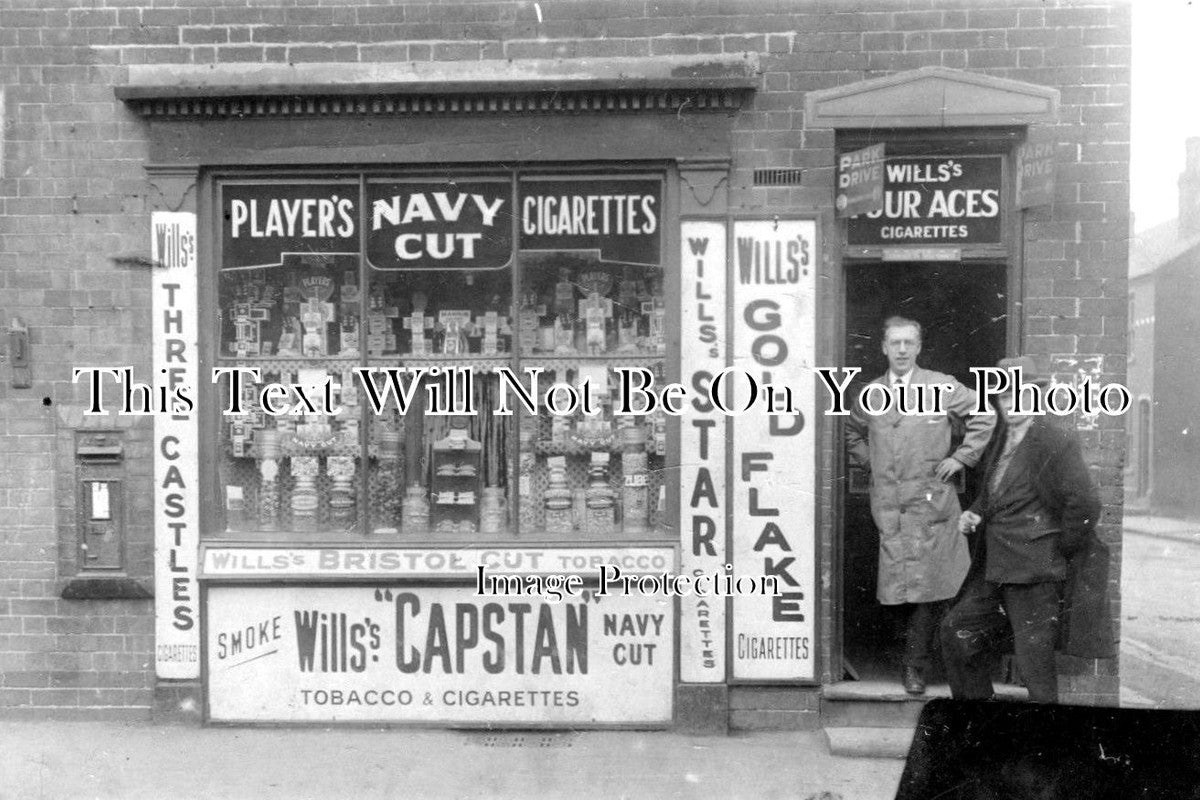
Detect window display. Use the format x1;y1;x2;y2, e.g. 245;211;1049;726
215;173;665;542
514;251;667;539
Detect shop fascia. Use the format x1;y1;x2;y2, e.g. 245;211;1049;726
221;176;662;271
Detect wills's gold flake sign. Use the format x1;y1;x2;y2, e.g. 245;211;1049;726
730;219;817;681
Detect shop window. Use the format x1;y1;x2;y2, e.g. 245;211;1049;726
214;172;666;542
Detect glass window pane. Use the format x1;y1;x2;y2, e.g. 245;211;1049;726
211;173;670;542
364;175;516;540
218;254;362;360
360;371;513;539
366;269;513;358
217;364;365;535
217;225;366;535
516;250;666;540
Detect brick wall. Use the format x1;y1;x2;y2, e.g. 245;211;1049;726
0;0;1129;715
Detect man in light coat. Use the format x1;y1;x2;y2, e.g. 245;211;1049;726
846;316;995;694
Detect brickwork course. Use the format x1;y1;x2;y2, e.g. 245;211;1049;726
0;0;1130;718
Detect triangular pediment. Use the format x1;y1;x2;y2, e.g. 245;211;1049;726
805;66;1058;128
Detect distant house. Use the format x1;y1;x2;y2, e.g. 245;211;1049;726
1128;138;1200;514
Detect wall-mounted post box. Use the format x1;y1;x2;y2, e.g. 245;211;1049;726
75;431;125;571
9;317;31;389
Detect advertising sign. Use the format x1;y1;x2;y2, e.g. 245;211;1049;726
221;183;359;269
846;155;1003;246
202;546;676;579
836;143;886;218
679;221;728;683
206;585;674;724
366;179;513;271
1016;129;1057;208
152;211;201;678
519;178;662;265
730;220;816;681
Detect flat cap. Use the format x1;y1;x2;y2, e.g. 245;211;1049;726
996;355;1051;387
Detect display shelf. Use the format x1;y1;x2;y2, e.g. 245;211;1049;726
281;441;360;458
222;456;362;535
503;530;673;544
534;441;621;456
518;446;665;535
225;441;362;460
530;355;665;372
216;357;360;372
217;356;516;372
367;354;514;372
429;426;483;534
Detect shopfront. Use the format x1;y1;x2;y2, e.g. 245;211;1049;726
104;49;1126;729
0;0;1133;730
187;157;826;725
123;58;813;728
200;167;688;725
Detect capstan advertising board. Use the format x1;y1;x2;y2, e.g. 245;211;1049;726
206;585;674;724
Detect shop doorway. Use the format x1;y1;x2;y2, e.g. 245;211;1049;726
840;260;1008;683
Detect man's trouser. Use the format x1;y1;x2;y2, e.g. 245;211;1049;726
901;601;948;673
939;573;1061;703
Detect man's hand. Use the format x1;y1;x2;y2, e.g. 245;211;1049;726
935;456;965;483
958;510;982;535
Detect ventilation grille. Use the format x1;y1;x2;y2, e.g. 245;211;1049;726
464;733;578;749
753;168;804;186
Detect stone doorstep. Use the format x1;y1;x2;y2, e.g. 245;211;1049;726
823;680;1029;703
822;681;961;727
821;681;1030;758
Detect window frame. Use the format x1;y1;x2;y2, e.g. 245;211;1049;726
200;164;678;545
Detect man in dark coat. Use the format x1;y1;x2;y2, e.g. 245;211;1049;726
939;356;1102;703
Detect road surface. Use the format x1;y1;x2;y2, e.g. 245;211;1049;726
1120;523;1200;708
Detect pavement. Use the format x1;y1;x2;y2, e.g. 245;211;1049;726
1120;512;1200;710
0;720;906;800
1122;511;1200;544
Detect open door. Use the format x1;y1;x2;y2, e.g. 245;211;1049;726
841;260;1008;682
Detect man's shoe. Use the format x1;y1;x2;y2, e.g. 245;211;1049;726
902;666;926;695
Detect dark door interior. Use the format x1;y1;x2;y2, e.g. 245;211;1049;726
841;260;1008;681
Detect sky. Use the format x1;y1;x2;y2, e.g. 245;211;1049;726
1131;1;1200;231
